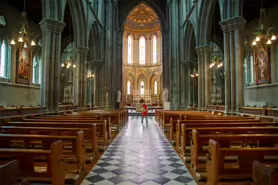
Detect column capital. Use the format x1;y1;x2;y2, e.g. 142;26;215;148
219;16;246;32
39;18;65;34
75;46;89;55
199;45;213;52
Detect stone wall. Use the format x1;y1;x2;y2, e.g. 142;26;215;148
243;5;278;107
0;2;41;107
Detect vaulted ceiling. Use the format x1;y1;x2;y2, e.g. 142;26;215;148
125;3;160;32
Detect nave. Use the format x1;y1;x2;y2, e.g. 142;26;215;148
81;116;197;185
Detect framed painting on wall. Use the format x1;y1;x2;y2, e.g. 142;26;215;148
255;46;271;85
16;47;31;84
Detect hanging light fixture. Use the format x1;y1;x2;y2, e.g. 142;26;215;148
191;68;198;78
10;0;36;47
209;56;223;69
252;0;276;46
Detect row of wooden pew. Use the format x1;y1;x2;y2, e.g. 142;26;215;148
156;110;278;185
0;109;128;185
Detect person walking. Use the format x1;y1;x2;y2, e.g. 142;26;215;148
140;99;148;126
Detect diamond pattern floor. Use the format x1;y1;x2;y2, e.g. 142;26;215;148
81;116;197;185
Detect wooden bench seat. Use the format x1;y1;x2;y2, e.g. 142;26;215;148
206;139;278;185
0;160;29;185
191;130;278;173
0;131;86;176
180;126;278;158
7;121;109;149
0;140;65;185
170;119;271;146
252;160;278;185
1;125;98;157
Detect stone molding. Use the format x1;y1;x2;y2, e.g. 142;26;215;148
39;18;66;34
219;16;246;32
75;46;89;55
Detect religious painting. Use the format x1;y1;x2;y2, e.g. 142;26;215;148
255;47;271;85
17;47;30;84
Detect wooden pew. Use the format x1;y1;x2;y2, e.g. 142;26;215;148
206;139;278;185
6;121;108;149
0;131;86;175
0;140;65;185
252;160;278;185
170;118;263;146
191;130;278;173
1;125;98;157
0;160;29;185
180;126;278;158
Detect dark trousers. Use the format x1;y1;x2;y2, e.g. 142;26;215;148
116;102;120;109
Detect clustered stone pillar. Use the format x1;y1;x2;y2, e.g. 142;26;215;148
196;47;204;110
39;18;65;112
203;46;212;108
74;47;89;108
168;0;180;109
220;17;246;114
104;0;117;108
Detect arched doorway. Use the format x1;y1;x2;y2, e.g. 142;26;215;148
122;3;163;108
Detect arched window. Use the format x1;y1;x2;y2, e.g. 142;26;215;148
139;36;146;65
32;56;41;84
0;40;7;77
152;35;157;64
140;81;144;95
154;81;158;95
127;80;131;95
128;35;133;64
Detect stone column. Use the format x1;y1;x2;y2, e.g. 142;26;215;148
233;17;246;111
180;63;186;109
168;0;180;109
104;0;116;108
74;47;88;108
39;18;65;112
220;21;231;114
271;44;277;83
203;46;213;108
196;47;204;110
229;25;236;113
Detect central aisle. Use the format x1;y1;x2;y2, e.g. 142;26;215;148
82;116;197;185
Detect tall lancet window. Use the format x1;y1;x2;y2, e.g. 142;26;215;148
154;81;158;95
152;35;157;64
127;80;131;95
140;81;144;95
139;36;146;65
0;40;7;77
127;35;133;64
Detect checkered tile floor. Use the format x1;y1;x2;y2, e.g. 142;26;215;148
81;116;197;185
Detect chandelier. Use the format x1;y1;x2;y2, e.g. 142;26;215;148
10;0;36;47
252;1;276;46
191;68;198;78
61;56;76;68
87;71;95;78
209;56;223;69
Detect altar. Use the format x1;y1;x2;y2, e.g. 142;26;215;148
131;90;152;105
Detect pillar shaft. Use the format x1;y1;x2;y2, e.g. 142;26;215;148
196;47;204;110
203;46;212;108
74;47;88;107
229;28;236;113
104;0;116;108
220;21;231;114
234;18;246;111
40;18;65;112
168;0;180;109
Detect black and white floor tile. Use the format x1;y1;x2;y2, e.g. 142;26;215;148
81;116;197;185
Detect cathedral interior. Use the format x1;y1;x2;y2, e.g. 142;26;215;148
0;0;278;185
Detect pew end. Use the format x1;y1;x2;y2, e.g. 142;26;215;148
252;160;278;185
